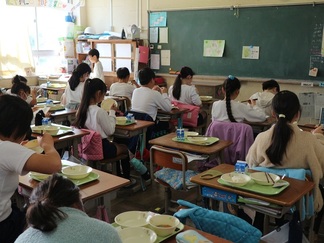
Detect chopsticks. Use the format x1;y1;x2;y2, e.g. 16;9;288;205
265;172;275;184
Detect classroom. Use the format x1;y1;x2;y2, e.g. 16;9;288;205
1;0;324;242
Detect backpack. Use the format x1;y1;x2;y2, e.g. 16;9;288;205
78;129;104;161
171;101;200;127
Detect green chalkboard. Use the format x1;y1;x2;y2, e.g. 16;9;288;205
150;5;324;80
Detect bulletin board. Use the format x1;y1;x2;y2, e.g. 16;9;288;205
150;5;324;81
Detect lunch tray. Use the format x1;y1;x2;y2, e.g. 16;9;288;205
31;124;74;136
112;221;184;243
172;137;219;146
34;104;65;112
218;178;289;195
116;120;137;126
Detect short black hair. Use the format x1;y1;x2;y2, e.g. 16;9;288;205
138;67;155;85
88;48;100;58
117;67;130;79
262;79;280;92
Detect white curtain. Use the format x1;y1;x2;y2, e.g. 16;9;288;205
0;0;34;77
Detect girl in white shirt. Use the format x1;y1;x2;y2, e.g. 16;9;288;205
211;76;266;123
73;78;132;181
61;63;91;106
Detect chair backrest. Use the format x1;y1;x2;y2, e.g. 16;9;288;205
150;145;189;190
205;121;254;164
171;101;200;127
78;129;104;161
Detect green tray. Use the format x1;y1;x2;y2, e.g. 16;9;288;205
29;172;99;186
35;104;65;111
218;178;289;195
31;124;73;136
116;120;137;126
172;137;219;146
112;221;184;242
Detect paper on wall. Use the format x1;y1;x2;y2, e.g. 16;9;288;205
203;40;225;57
150;27;158;43
150;54;160;70
159;27;168;43
161;50;170;66
242;46;260;59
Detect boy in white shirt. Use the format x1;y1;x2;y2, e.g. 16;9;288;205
88;48;105;83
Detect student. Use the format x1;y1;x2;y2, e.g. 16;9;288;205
249;79;280;117
73;78;134;184
15;173;122;243
88;48;105;83
131;67;172;121
8;75;37;106
61;63;91;106
246;90;324;235
110;67;139;100
169;66;207;125
211;75;266;122
0;95;61;243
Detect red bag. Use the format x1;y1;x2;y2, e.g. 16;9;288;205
172;101;200;127
78;129;104;161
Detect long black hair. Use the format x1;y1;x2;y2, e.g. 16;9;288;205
73;78;107;128
172;66;195;100
26;173;81;232
68;63;91;91
266;91;301;165
223;75;241;122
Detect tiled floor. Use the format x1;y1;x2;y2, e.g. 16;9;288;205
110;178;324;243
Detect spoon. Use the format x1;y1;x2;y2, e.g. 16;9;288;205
272;174;287;188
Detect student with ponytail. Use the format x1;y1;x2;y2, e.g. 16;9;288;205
15;174;121;243
246;90;324;236
211;75;266;122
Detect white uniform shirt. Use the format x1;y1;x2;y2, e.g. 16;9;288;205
85;105;116;139
253;91;275;117
90;60;105;83
64;82;85;105
168;84;202;106
110;82;135;100
0;141;34;222
211;100;267;122
131;87;172;121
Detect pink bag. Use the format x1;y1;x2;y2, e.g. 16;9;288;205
78;129;104;161
172;101;200;127
96;205;110;223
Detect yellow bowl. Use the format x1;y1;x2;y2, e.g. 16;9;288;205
32;125;60;135
118;227;157;243
187;136;208;143
184;131;199;137
250;172;280;186
148;215;180;237
114;211;151;228
29;171;51;180
23;139;44;154
200;96;213;101
221;172;251;187
61;165;92;180
116;116;127;125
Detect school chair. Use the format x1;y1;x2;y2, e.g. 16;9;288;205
205;121;254;164
150;145;199;214
174;200;262;243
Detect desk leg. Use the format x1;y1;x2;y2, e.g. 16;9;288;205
72;137;81;159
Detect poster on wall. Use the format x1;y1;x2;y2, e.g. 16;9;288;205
242;46;260;59
203;40;225;57
150;12;167;27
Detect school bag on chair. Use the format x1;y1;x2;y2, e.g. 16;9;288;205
78;129;104;161
171;101;200;127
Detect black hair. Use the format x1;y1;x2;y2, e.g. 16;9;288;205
266;90;301;165
88;48;100;59
0;95;33;140
172;66;195;100
12;75;27;85
223;76;241;122
73;78;107;128
262;79;280;92
68;63;91;91
11;81;29;95
26;173;81;232
138;67;155;85
117;67;130;79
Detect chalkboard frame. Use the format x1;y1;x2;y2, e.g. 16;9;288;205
150;5;324;81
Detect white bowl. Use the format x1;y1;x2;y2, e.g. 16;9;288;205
23;139;43;154
200;96;213;101
250;172;280;186
148;215;180;237
32;125;60;135
116;117;127;125
187;136;208;143
118;227;157;243
101;98;117;111
221;172;251;187
29;171;51;180
184;131;199;137
61;165;92;179
114;211;151;228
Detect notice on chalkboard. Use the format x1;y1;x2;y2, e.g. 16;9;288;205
242;46;260;59
149;12;167;27
203;40;225;57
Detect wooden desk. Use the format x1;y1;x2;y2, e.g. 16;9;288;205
149;133;232;162
163;225;232;243
32;126;89;158
50;109;77;124
19;160;129;217
244;117;276;132
157;108;189;123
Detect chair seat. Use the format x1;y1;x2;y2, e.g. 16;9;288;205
89;154;128;175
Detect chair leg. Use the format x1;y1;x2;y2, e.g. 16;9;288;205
164;187;171;214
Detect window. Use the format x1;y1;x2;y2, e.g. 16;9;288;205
0;0;72;77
